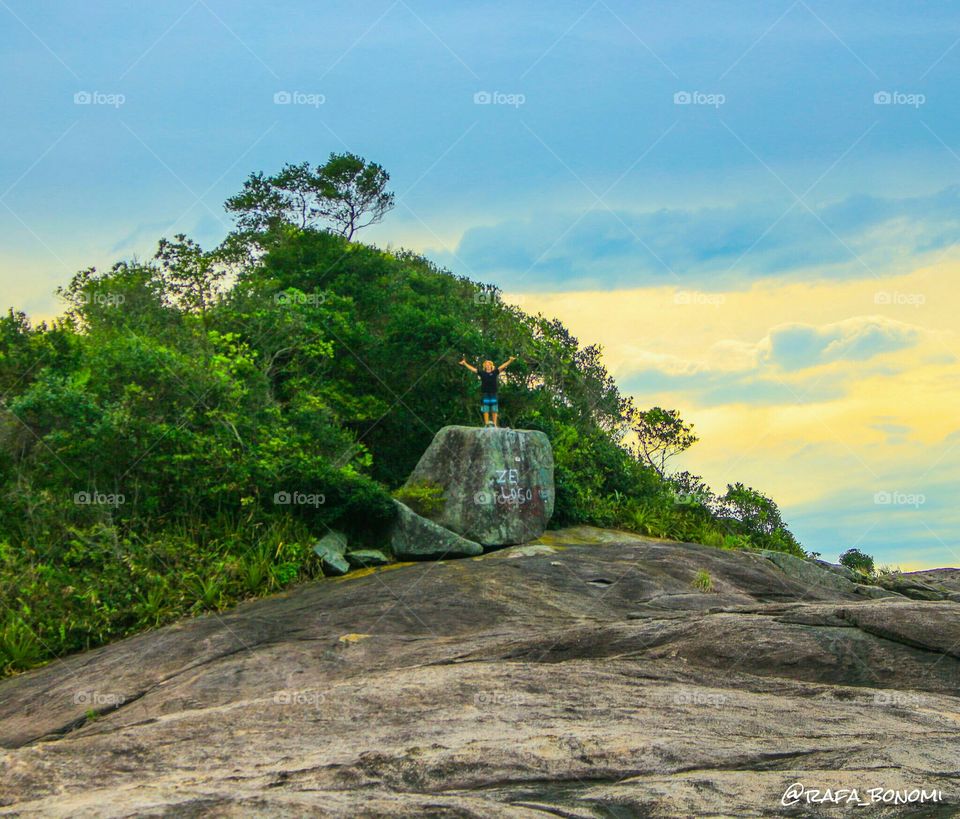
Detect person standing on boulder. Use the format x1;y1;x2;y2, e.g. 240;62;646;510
458;356;517;428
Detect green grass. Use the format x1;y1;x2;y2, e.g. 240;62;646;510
692;569;714;592
0;515;324;677
0;617;43;674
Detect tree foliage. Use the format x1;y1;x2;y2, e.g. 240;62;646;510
224;153;394;239
0;158;805;675
839;547;875;575
629;406;699;477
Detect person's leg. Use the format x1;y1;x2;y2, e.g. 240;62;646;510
492;412;498;427
482;397;496;427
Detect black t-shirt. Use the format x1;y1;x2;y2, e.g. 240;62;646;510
477;366;500;395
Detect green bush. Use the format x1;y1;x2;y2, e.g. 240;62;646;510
0;616;42;674
392;481;445;517
692;569;714;592
839;548;876;576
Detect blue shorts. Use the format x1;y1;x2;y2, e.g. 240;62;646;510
481;395;498;414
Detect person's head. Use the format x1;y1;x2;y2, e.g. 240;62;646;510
482;360;495;372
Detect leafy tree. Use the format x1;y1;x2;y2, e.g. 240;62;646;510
222;170;293;234
629;406;699;478
155;234;227;319
668;470;715;510
839;547;875;575
0;310;79;399
57;262;171;334
716;482;804;556
314;152;394;239
224;153;394;239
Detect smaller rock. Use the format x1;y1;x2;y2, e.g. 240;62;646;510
758;550;899;599
315;530;347;552
903;568;960;594
390;500;483;561
814;559;860;582
315;549;350;576
313;531;350;576
875;574;948;601
346;549;391;569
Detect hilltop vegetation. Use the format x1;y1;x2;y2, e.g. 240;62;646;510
0;157;804;675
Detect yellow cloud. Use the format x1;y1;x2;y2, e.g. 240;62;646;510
508;262;960;564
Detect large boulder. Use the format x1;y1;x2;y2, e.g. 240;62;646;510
404;425;554;546
389;500;484;560
3;528;960;817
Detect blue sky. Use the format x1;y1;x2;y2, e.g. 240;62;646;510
2;0;959;567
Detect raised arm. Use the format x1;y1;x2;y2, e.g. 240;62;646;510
459;357;478;373
497;355;517;371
